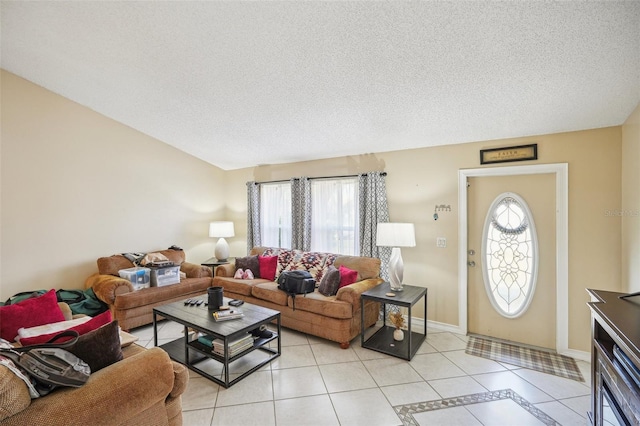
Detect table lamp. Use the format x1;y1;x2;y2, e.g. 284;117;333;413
376;222;416;291
209;221;235;261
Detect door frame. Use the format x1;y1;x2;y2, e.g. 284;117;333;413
458;163;569;354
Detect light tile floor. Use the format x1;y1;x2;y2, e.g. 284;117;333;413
130;322;592;426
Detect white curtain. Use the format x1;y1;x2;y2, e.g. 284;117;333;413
260;182;292;249
310;178;359;255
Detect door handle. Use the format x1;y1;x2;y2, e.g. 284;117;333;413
468;261;476;267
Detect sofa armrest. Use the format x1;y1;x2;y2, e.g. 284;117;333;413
335;278;384;308
84;273;133;305
181;261;212;279
169;360;188;398
1;347;180;426
215;263;236;277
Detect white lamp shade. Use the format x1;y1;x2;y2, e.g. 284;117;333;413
376;223;416;247
209;221;235;238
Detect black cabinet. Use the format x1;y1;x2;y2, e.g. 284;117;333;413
587;289;640;425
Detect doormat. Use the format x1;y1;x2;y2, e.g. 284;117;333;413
465;336;584;382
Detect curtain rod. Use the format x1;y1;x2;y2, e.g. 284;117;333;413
252;172;386;185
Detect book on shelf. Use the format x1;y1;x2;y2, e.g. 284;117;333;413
213;340;254;357
209;333;254;356
212;309;244;321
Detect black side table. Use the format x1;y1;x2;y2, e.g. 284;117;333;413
360;282;427;360
201;257;230;275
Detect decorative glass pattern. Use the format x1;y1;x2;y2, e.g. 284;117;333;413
482;193;538;318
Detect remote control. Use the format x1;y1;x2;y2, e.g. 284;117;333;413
189;300;197;306
184;299;193;305
196;300;203;306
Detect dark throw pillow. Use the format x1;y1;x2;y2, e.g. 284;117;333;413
318;266;341;296
67;320;123;373
235;255;260;278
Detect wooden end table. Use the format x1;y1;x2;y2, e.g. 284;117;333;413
360;282;427;360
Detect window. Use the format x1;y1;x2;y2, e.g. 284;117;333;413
482;193;538;318
310;178;359;255
260;182;291;248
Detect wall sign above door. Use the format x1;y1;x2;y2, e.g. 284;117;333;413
480;144;538;165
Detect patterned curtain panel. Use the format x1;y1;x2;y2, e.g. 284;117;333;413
291;177;311;251
246;181;261;251
358;172;391;280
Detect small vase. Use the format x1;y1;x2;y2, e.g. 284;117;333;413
393;328;404;341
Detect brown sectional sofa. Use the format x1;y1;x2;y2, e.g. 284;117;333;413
85;248;213;330
213;246;383;348
0;304;188;426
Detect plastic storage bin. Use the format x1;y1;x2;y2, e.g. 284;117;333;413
118;267;151;291
150;265;181;287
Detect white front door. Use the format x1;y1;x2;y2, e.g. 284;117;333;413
467;173;557;349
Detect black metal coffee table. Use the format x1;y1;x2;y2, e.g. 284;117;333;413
153;296;281;388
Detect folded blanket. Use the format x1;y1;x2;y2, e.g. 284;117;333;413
16;316;92;342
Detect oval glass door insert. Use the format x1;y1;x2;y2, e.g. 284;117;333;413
481;192;539;318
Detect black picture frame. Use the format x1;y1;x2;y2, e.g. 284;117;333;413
480;144;538;165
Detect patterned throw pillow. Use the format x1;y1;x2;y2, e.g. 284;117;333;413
285;252;328;281
317;253;338;282
262;248;296;279
318;266;341;296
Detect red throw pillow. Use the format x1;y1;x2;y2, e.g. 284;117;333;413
20;310;112;346
338;265;359;289
0;289;65;342
259;255;278;281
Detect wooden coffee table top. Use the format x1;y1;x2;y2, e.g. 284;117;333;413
153;296;279;337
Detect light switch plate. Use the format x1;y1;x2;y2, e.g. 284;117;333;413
437;237;447;248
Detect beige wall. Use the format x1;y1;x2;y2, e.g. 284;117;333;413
226;127;623;353
622;103;640;293
1;68;627;353
0;70;227;299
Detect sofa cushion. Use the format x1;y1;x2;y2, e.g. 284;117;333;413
114;278;211;310
235;255;260;278
334;255;381;280
258;255;278;281
213;277;267;297
318;265;341;296
251;282;289;306
0;290;66;342
286;291;352;319
97;249;186;276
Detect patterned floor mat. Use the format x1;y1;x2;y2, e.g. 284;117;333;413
465;335;584;382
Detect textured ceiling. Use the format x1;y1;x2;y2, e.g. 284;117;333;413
2;1;639;170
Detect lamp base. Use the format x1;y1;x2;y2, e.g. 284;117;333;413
214;238;230;262
388;247;404;291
